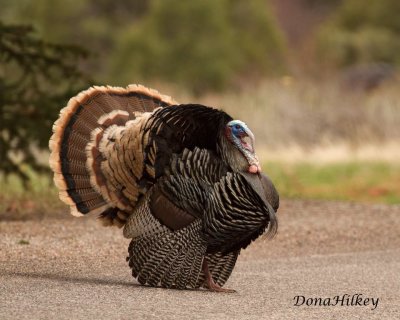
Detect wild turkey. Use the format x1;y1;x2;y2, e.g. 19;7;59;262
49;85;279;292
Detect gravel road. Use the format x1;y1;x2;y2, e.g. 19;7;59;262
1;200;399;319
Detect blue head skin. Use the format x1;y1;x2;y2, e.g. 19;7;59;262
225;120;261;173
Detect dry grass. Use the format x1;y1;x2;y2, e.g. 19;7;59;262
131;77;400;205
1;77;399;218
257;142;400;163
183;77;400;151
1;159;398;221
0;167;66;220
263;160;400;204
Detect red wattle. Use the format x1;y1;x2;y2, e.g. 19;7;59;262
248;165;258;173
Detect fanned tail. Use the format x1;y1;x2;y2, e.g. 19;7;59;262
49;85;176;226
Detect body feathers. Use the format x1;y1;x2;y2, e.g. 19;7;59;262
49;85;278;290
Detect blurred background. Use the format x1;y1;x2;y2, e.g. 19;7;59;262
1;0;400;218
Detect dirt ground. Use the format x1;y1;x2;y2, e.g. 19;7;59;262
1;199;399;319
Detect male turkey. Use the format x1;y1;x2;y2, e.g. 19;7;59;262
49;85;279;292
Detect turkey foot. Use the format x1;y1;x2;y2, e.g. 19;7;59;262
202;259;236;293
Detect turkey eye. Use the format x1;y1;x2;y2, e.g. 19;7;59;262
235;125;241;129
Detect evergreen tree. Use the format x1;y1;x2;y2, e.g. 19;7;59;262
0;22;89;181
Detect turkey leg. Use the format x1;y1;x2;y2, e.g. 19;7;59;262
202;259;236;293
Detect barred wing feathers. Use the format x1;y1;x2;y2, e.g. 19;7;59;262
124;148;276;288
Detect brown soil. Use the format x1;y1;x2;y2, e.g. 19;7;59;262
1;200;399;319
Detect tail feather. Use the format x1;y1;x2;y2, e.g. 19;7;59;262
129;221;207;289
146;242;184;287
160;244;188;288
137;235;175;285
125;194;207;289
187;246;205;288
128;234;158;277
174;238;205;289
49;85;177;224
212;251;240;286
196;250;240;288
